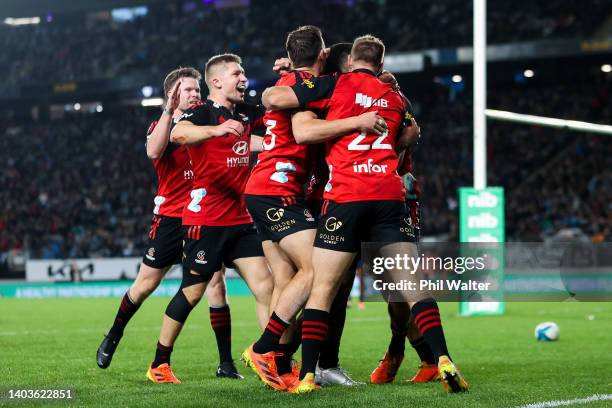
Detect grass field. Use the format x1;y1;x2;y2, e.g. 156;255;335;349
2;297;611;407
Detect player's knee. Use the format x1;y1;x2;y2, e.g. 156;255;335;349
165;290;194;323
206;283;227;305
138;275;162;298
253;275;273;305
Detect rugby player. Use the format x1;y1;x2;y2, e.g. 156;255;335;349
96;68;236;378
241;27;384;392
145;54;273;384
369;74;440;384
261;35;468;394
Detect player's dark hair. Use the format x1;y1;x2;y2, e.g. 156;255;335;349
163;67;201;96
286;25;324;68
351;34;385;69
323;42;352;75
204;53;242;85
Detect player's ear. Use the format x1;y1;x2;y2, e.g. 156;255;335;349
347;54;354;72
211;76;222;90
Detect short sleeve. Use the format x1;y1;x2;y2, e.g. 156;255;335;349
290;75;337;110
177;101;214;126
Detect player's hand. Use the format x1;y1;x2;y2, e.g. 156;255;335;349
213;119;244;137
379;70;400;91
273;58;293;74
164;80;181;114
356;111;387;136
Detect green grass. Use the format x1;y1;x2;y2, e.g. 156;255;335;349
2;297;611;407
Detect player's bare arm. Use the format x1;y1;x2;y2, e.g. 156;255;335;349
170;119;244;145
261;86;300;111
291;110;387;144
396;117;420;152
146;80;181;159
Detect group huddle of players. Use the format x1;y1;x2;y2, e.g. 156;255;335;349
96;25;469;395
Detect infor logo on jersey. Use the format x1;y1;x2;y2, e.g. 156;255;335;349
232;141;248;155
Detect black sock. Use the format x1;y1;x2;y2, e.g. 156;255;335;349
299;309;329;380
409;336;436;364
253;312;290;354
411;299;450;361
109;291;140;338
388;333;406;356
318;279;351;369
210;305;232;363
275;343;293;375
152;342;173;368
287;316;303;355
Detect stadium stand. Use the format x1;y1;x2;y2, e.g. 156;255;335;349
0;0;610;260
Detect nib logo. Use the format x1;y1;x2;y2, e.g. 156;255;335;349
467;213;498;229
467;191;499;208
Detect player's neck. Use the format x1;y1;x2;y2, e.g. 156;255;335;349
208;93;235;113
295;64;320;77
351;63;378;74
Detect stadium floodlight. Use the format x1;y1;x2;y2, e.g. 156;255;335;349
141;86;154;97
141;97;164;107
523;69;534;78
248;89;257;97
73;103;81;111
4;17;41;26
96;105;103;113
601;64;612;73
452;75;463;83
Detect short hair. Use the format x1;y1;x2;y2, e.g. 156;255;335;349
351;35;385;67
286;25;324;68
323;42;352;75
204;53;242;86
163;67;201;96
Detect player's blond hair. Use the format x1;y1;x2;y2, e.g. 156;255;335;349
351;35;385;67
204;53;242;87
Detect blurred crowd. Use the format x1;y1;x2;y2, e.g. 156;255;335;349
0;108;158;259
413;79;612;242
1;0;609;86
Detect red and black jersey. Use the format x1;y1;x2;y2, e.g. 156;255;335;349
291;68;412;203
176;99;265;226
147;119;193;217
245;71;319;197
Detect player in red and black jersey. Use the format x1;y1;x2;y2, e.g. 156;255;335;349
96;67;235;370
262;35;468;394
145;54;274;384
241;27;384;392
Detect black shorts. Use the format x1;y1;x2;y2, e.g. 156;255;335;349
406;198;421;243
245;194;317;242
314;200;416;253
306;199;323;220
183;223;264;281
142;215;183;269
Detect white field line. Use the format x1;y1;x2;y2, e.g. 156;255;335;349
516;394;612;408
0;316;387;336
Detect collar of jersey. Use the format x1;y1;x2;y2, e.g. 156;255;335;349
352;68;378;77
